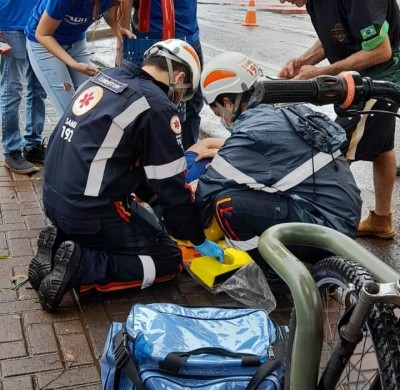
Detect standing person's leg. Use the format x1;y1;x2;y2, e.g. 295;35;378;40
66;39;92;90
26;39;88;119
337;99;397;238
358;148;397;238
373;149;396;216
22;58;47;164
181;40;204;150
0;31;39;174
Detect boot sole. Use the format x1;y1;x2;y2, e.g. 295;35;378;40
28;226;57;291
357;231;396;240
5;163;40;174
39;241;81;312
23;157;45;165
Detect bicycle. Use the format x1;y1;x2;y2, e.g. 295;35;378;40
254;72;400;389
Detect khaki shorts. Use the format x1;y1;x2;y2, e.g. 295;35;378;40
336;99;398;162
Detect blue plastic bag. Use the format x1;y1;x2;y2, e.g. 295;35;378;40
101;303;283;389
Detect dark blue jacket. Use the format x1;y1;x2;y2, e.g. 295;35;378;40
196;101;362;237
44;61;205;245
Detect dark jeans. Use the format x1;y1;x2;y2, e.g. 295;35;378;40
44;199;182;290
214;190;333;274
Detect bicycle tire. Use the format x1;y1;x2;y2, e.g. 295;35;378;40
310;256;400;389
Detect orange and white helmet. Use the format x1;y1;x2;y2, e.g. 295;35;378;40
144;39;201;102
201;52;262;105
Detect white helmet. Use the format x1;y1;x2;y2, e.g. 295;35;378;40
201;52;262;105
144;39;201;102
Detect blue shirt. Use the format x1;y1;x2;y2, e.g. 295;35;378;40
25;0;114;45
0;0;39;30
149;0;200;45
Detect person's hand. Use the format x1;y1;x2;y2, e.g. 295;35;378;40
278;57;302;79
73;62;99;76
115;31;136;67
120;27;135;39
293;65;321;80
195;148;219;162
194;240;225;263
188;179;198;193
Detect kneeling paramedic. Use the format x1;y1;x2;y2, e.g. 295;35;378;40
28;39;224;312
196;51;362;282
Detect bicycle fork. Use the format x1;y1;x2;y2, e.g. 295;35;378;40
317;279;400;390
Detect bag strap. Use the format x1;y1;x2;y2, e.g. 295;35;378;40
113;325;148;390
246;339;287;390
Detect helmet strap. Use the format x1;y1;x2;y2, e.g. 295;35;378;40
151;49;191;102
215;93;243;121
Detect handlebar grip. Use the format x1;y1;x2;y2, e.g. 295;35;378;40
255;72;400;108
255;75;348;106
254;79;317;104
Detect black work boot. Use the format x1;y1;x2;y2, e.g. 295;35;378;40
39;241;82;313
5;152;39;174
23;141;46;164
28;225;58;291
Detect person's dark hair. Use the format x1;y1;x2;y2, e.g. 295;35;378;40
142;55;190;84
211;88;255;107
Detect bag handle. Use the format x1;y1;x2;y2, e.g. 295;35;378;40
160;347;262;373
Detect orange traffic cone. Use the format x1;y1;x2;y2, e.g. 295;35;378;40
242;0;259;26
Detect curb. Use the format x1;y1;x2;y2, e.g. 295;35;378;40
260;5;307;14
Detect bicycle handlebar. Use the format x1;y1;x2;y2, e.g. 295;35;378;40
254;71;400;108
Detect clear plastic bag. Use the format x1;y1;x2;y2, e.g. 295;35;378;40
214;261;277;313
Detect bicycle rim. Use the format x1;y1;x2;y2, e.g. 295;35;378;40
311;257;400;390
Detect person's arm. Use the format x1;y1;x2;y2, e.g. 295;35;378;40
103;2;135;66
35;11;98;76
187;137;226;161
278;40;325;79
293;35;392;80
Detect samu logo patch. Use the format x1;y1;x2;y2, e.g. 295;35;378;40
72;86;103;116
360;25;377;40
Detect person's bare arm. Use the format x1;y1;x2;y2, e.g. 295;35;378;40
187;137;226;161
293;35;392;79
278;40;325;78
104;2;135;66
35;11;98;76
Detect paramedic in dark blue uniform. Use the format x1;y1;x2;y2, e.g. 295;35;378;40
28;39;224;312
197;52;362;282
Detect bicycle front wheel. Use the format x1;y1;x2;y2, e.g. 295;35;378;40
312;256;400;389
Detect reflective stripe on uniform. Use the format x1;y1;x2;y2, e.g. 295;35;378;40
84;97;150;196
225;236;259;251
211;149;341;193
144;156;186;180
139;255;156;289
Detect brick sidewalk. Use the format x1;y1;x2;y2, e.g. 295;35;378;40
0;92;291;388
0;130;241;389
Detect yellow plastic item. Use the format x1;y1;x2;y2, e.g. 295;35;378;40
204;218;224;242
189;247;252;288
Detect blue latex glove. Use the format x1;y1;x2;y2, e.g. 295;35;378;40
194;239;224;263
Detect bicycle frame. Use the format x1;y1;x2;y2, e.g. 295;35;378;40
257;222;400;389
